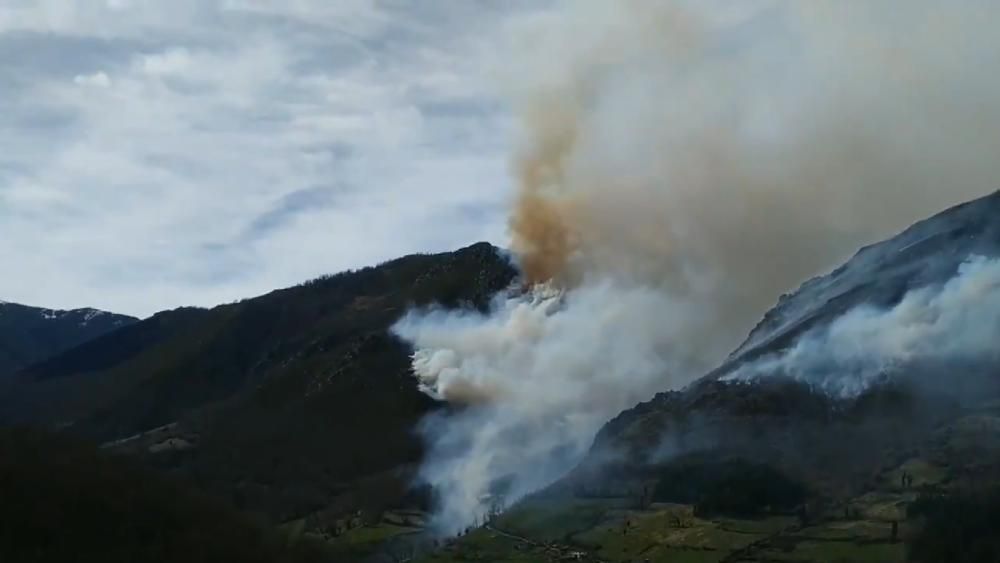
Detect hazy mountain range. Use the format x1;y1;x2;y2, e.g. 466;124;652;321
0;301;135;377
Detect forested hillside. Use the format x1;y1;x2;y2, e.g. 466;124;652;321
0;242;516;528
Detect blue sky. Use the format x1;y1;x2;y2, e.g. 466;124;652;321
0;1;543;317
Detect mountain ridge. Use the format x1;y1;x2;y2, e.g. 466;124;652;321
5;193;1000;561
728;189;1000;370
594;190;1000;459
420;192;1000;563
0;241;517;526
0;301;137;377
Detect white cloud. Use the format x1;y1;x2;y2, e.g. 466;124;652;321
73;71;111;87
138;48;191;76
0;1;544;316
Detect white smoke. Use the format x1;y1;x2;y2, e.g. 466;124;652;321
726;256;1000;397
393;0;1000;534
394;282;703;531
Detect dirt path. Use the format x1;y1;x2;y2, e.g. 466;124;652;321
485;524;608;562
483;525;540;547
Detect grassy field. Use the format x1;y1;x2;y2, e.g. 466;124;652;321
278;408;1000;562
410;490;908;562
407;410;1000;562
286;517;422;562
408;498;795;562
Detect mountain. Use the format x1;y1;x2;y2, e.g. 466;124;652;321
0;242;517;528
0;301;136;377
596;190;1000;456
425;192;1000;562
6;193;1000;562
727;189;1000;371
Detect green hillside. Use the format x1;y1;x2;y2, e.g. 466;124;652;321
0;243;516;527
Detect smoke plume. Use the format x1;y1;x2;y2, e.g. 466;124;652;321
394;0;1000;533
726;256;1000;397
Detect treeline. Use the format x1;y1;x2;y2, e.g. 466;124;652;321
908;489;1000;563
652;456;808;517
0;427;333;563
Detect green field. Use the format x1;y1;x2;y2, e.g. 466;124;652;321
407;411;1000;562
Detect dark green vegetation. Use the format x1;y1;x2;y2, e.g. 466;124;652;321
652;457;807;517
0;243;516;561
419;388;1000;563
0;301;135;377
0;427;330;563
908;490;1000;563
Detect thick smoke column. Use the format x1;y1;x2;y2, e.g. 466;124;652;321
394;0;1000;533
394;282;694;531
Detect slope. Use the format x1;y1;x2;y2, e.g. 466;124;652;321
0;242;517;524
729;189;1000;369
415;192;1000;562
593;189;1000;485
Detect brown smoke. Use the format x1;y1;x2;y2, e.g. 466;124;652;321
505;0;1000;350
396;0;1000;534
509;192;573;285
508;91;581;285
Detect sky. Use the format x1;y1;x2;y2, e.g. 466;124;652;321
0;1;542;317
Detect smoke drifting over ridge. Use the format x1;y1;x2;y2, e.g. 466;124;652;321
394;0;1000;533
727;255;1000;398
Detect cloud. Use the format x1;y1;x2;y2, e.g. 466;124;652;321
243;186;341;240
0;1;542;316
73;71;111;88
